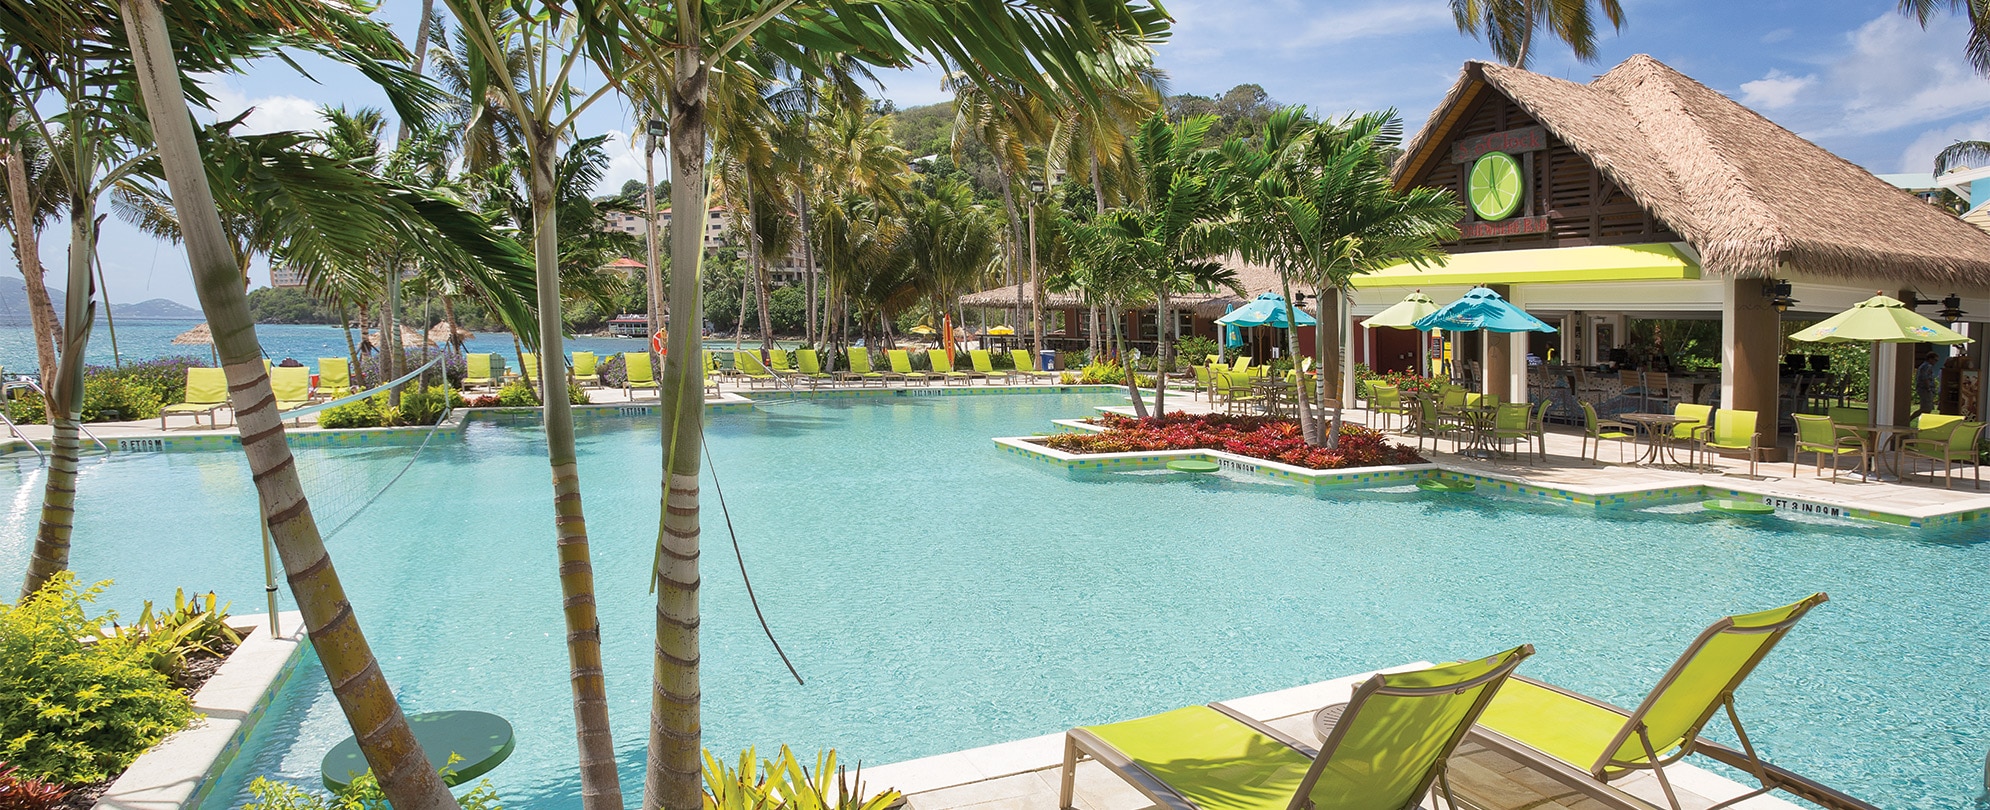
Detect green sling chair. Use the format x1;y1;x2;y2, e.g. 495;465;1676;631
968;349;1004;383
887;349;930;385
270;366;313;414
161;367;232;429
622;352;659;399
572;352;600;387
1791;413;1866;481
1490;402;1536;462
1060;646;1533;810
1582;401;1635;464
1009;350;1058;382
316;358;352;398
463;353;498;390
520;352;540;384
928;349;975;385
1699;408;1765;477
841;347;890;386
1666;403;1713;466
1476;594;1836;810
793;349;833;387
768;348;792;373
733;350;780;389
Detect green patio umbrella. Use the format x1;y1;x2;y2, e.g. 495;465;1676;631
1363;292;1440;376
1788;294;1970;344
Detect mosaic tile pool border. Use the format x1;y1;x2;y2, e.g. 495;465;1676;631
731;383;1121;402
994;435;1990;529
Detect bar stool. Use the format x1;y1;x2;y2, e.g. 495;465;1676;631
1643;371;1675;412
1618;369;1645;411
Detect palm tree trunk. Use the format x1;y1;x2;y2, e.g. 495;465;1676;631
1154;290;1168;414
1115;301;1147;418
3;136;58;389
19;179;96;599
797;190;817;345
1312;283;1341;449
732;266;750;349
647;19;707;809
340;303;361;381
1276;268;1318;444
119;4;459;807
441;294;464;352
524;132;625;810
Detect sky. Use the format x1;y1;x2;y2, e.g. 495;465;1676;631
24;0;1990;309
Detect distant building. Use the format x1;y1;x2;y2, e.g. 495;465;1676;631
270;265;308;288
1883;171;1990;233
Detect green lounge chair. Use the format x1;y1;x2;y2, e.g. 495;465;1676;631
464;353;498;390
1698;408;1764;477
1008;350;1058;383
1231;356;1252;372
794;349;833;387
1901;420;1985;489
271;366;312;411
1059;646;1533;810
734;350;780;389
316;358;352;399
927;349;976;385
623;352;659;399
968;349;1006;384
1476;594;1831;810
887;349;931;385
840;347;890;386
520;352;540;384
768;349;792;374
161;368;231;429
572;352;600;387
1792;413;1866;481
1581;401;1634;464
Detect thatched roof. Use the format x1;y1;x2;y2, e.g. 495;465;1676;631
1396;55;1990;286
960;261;1290;316
171;323;211;345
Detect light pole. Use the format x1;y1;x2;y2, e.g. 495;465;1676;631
1028;178;1045;363
644;118;666;342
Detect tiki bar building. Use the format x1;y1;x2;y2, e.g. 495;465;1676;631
965;55;1990;456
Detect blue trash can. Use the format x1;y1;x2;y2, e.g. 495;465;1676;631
1040;349;1058;372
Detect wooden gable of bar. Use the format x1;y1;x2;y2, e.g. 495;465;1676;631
1401;81;1679;253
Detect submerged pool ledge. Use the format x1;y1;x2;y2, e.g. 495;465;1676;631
994;433;1990;530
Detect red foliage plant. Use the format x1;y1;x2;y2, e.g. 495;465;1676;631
0;762;71;810
1041;412;1425;470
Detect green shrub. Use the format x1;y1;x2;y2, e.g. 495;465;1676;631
6;390;45;424
246;765;505;810
395;385;452;426
108;589;240;684
317;395;386;429
598;354;628;387
1173;336;1219;371
706;747;900;810
0;575;195;785
80;375;165;422
495;381;538;407
1078;360;1155;388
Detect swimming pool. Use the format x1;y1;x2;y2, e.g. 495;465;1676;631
0;392;1983;809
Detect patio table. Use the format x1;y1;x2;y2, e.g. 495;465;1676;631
1451;405;1498;459
1836;423;1915;480
1616;412;1691;466
1253;379;1294;418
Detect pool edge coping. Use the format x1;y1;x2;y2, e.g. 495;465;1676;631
95;611;306;810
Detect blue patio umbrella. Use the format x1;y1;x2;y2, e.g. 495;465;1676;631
1222;304;1244;348
1216;292;1319;328
1412;286;1556;334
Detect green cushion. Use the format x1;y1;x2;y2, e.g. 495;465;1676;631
1084;706;1313;810
1479;678;1626;774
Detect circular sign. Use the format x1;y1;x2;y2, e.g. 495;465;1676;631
1468;151;1523;221
651;329;667;356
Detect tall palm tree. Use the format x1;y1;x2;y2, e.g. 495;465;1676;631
109;0;474;806
1247;111;1462;447
1449;0;1625;68
902;178;1000;329
0;118;62;388
1227;107;1326;441
1048;51;1164;357
949;74;1052;353
1116;112;1241;416
432;2;634;800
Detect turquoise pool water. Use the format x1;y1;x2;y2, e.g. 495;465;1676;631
1;392;1985;809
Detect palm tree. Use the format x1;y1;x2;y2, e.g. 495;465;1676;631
902;179;1000;331
110;0;473;806
1901;0;1990;78
1048;52;1165;357
0;118;62;388
1449;0;1626;68
1065;210;1160;414
1248;111;1462;447
1115;113;1242;416
1227;107;1327;441
949;75;1051;354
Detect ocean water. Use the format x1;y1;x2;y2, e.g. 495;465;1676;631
0;319;784;374
0;393;1983;808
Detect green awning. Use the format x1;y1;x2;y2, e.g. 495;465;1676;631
1352;243;1699;289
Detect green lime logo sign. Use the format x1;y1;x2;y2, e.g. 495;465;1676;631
1468;151;1523;221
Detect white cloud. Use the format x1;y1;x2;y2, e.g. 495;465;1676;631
596;129;652;197
1798;14;1990;139
1288;2;1453;49
1760;28;1795;45
197;77;327;134
1738;69;1814;110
